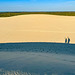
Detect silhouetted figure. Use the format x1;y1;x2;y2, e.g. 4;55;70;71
68;37;70;44
65;38;67;43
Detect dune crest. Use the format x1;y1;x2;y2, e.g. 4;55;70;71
0;14;75;43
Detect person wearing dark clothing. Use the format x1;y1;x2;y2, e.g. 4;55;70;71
65;38;67;43
68;37;70;44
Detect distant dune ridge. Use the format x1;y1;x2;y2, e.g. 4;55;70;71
0;14;75;43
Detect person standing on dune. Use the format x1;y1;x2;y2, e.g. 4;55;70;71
68;37;70;44
65;38;67;43
65;37;70;44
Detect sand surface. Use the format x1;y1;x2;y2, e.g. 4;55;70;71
0;52;75;75
0;14;75;43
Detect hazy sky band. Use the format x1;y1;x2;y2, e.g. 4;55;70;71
0;0;75;12
0;0;75;2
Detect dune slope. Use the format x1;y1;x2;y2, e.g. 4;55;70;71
0;14;75;43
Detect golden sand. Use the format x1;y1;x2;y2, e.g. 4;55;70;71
0;14;75;43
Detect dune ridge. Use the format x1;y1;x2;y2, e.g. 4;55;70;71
0;14;75;43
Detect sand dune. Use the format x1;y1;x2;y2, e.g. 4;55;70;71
0;14;75;43
0;52;75;75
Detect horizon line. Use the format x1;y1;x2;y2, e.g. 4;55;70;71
0;11;75;13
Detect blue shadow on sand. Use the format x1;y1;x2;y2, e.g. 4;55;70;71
0;42;75;75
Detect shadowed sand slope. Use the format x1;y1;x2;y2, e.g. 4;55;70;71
0;52;75;75
0;14;75;43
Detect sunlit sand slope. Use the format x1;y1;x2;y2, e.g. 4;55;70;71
0;14;75;43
